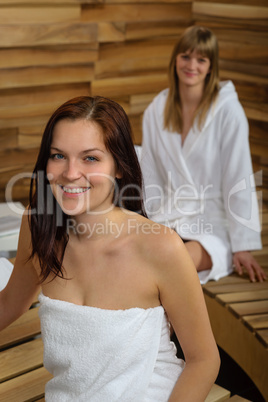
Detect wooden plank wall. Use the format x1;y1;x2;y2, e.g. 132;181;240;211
192;0;268;249
0;0;267;211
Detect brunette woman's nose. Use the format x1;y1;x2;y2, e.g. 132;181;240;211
62;160;81;181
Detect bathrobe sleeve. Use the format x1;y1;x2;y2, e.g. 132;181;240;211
141;101;166;217
219;100;262;252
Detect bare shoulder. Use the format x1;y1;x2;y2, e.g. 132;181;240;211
125;213;187;266
127;214;199;287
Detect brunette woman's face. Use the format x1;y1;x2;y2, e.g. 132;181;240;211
46;119;121;216
175;49;211;90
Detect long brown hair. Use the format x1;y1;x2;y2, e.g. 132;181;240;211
164;25;219;133
29;96;147;282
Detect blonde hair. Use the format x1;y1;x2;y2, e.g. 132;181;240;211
164;26;219;133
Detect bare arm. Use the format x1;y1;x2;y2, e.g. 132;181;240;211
156;231;220;401
0;211;40;331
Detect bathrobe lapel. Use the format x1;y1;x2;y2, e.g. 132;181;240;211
161;128;195;187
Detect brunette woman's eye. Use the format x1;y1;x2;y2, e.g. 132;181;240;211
50;153;64;160
85;156;98;162
181;54;189;60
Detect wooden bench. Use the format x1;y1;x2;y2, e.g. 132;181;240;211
203;249;268;402
0;298;52;402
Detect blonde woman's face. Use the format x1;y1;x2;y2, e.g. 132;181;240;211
175;49;211;90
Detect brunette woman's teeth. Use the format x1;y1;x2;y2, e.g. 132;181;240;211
61;186;90;194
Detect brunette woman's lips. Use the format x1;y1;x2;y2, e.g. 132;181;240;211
59;185;90;196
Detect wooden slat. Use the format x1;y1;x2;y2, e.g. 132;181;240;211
0;367;52;402
203;282;268;297
219;59;268;79
129;114;143;145
99;38;175;61
215;27;268;46
219;42;268;64
242;313;268;331
0;0;102;3
205;383;231;402
0;128;18;150
193;0;267;6
228;300;268;318
129;93;155;115
91;74;168;98
0;307;40;349
242;101;268;123
0;337;43;383
0;83;90;118
256;329;268;347
0;45;98;70
0;6;80;24
216;289;268;305
203;275;249;289
0;24;97;49
204;293;268;399
0;148;40;170
0;65;94;90
193;2;268;20
126;21;188;41
105;0;191;3
0;164;36;203
227;395;251;402
98;22;126;43
82;3;192;23
95;55;167;79
0;113;50;131
233;81;268;104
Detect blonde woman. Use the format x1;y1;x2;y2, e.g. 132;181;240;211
141;26;265;283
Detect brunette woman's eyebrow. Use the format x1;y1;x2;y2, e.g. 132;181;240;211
81;148;105;154
50;147;62;152
50;147;104;154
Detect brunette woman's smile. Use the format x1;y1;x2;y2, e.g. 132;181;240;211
59;185;91;198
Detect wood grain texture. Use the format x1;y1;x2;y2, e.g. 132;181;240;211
0;24;98;48
0;367;52;402
0;337;43;382
0;1;267;207
0;6;81;24
0;308;40;349
82;3;192;23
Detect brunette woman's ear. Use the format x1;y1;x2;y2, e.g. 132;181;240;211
116;170;123;179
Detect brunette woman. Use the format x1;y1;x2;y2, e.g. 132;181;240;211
0;96;220;401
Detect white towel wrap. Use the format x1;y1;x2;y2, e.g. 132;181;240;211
38;292;185;401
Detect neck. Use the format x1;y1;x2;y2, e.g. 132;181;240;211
179;83;204;112
67;206;127;241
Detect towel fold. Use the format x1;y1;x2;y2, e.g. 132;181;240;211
38;292;184;402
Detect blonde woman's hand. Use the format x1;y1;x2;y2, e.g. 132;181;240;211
233;251;267;282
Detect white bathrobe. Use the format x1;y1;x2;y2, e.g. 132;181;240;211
141;81;262;283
